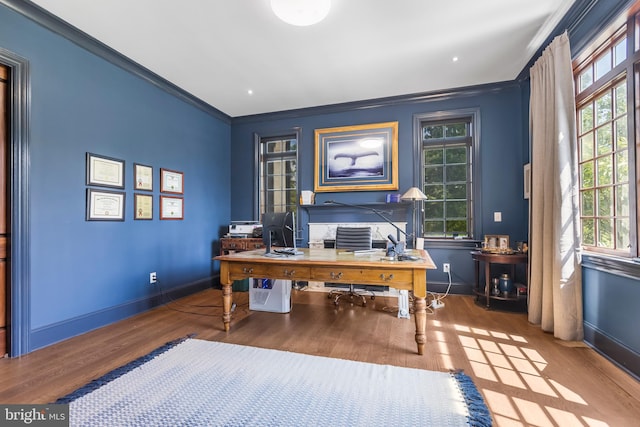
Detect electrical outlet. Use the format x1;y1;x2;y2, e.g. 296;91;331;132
431;299;445;309
443;263;450;273
149;272;157;284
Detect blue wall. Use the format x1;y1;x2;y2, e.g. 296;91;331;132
231;84;529;291
1;4;231;353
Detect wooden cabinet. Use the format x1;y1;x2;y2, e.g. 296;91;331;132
220;237;265;254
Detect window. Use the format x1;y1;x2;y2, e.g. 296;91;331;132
257;132;299;218
418;114;476;239
574;13;637;256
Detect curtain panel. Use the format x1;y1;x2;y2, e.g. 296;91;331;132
528;32;583;341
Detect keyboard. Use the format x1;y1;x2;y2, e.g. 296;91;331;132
273;248;303;256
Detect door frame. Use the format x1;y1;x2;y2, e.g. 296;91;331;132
0;47;31;357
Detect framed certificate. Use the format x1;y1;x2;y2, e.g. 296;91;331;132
160;168;183;194
86;152;125;189
160;196;183;220
134;163;153;191
86;188;125;221
134;193;153;220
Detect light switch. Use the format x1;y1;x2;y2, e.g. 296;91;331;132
494;212;502;222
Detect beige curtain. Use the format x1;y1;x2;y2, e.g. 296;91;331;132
528;32;583;341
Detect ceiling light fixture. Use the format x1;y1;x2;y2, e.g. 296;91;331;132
270;0;331;27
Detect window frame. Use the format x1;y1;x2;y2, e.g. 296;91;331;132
412;108;481;241
573;13;639;258
253;128;302;223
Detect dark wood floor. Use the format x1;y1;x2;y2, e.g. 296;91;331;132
1;288;638;426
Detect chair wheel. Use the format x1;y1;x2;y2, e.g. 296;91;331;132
370;295;375;300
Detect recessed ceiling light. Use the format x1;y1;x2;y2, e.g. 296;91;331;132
452;56;459;62
247;89;253;95
271;0;331;27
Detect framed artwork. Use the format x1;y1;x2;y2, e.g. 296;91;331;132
134;193;153;220
160;168;183;194
160;196;183;220
86;188;125;221
483;234;510;252
314;121;398;192
523;163;531;199
134;163;153;191
86;153;124;189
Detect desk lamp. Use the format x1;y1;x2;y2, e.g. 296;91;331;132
401;187;428;248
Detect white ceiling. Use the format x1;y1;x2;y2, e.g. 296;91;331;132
29;0;576;117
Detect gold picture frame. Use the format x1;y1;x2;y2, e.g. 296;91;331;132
314;121;398;192
483;234;510;253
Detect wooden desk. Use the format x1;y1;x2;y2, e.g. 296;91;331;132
214;248;436;355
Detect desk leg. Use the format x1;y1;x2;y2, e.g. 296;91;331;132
414;297;427;355
219;261;233;332
222;283;232;332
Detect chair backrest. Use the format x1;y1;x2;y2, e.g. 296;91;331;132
335;227;372;251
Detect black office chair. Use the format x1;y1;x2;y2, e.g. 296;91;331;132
328;226;375;306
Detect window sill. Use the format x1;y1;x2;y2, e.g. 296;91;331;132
581;252;640;280
423;238;481;250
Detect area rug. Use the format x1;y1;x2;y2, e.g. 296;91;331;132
56;337;491;426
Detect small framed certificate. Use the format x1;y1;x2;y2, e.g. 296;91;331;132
134;193;153;220
160;196;183;220
160;168;183;194
86;188;125;221
134;163;153;191
86;152;125;189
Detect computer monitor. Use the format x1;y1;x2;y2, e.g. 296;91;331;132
261;211;296;255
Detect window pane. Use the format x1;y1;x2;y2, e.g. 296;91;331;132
595;92;612;125
580;104;593;133
596;155;613;185
446;164;466;182
424;166;444;183
615;82;627;116
581;161;594;188
582;190;594;216
595;50;612;80
445;123;466;138
616;218;630;249
596;123;612;155
614;38;627;66
597;218;613;248
424;184;444;200
579;67;593;92
446;220;467;234
424;148;443;165
445;146;467;163
616;183;629;216
424;220;444;234
445;183;467;199
615;117;628;150
580;133;594;160
597;187;613;216
615;150;628;183
446;201;467;217
425;201;444;217
582;219;595;245
423;125;443;139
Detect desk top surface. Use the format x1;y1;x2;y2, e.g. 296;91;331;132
215;248;436;270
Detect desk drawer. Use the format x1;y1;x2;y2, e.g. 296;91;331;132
311;266;412;286
221;239;246;251
228;263;309;281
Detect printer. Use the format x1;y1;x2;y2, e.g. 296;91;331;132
228;221;261;238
